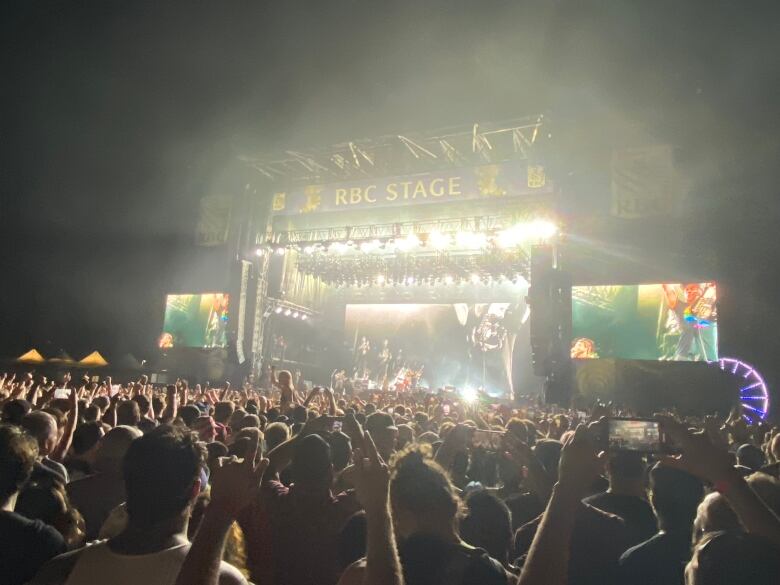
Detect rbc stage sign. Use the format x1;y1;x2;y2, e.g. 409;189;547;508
270;162;552;216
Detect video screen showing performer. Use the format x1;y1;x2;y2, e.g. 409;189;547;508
571;282;718;361
159;293;229;349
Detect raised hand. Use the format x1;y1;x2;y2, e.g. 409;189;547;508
351;431;390;512
557;424;604;495
209;436;269;518
659;417;733;483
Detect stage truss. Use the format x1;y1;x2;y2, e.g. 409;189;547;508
241;116;547;184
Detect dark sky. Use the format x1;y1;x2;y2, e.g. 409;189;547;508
2;1;779;383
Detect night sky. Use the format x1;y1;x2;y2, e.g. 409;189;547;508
2;2;779;390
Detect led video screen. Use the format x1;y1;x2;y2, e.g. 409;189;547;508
344;302;526;396
159;293;229;349
571;283;717;361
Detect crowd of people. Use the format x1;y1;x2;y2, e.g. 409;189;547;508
0;368;779;585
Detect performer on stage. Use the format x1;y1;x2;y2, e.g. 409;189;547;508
354;335;371;378
376;339;392;383
661;283;717;361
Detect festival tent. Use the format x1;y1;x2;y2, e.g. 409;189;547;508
48;351;76;365
16;349;45;363
79;351;109;368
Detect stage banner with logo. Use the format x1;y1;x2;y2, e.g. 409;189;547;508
611;145;684;219
269;162;552;216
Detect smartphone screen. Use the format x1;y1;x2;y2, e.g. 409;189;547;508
53;388;70;399
607;418;661;453
442;404;451;416
472;429;504;450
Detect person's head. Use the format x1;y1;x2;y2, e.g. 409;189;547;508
205;441;228;472
132;395;151;417
389;445;461;539
649;463;704;532
277;370;293;390
16;480;85;547
533;439;563;481
0;424;38;509
396;424;414;450
21;411;58;457
327;431;352;472
213;401;235;424
291;405;308;424
123;424;206;528
71;422;105;459
365;412;398;462
178;404;201;428
605;451;645;493
291;434;333;491
193;416;218;442
693;492;741;541
2;399;32;426
264;422;290;452
736;444;765;471
459;490;512;565
237;414;261;431
95;425;142;474
683;283;702;304
117;400;142;427
685;531;780;585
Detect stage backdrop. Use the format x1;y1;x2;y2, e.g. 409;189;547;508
344;302;531;398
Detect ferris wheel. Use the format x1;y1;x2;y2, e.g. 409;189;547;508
713;358;770;421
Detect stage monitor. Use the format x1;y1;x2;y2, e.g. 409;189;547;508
344;302;528;397
159;293;229;349
571;282;717;361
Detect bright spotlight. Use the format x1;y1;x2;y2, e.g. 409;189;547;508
301;314;308;321
395;234;420;252
274;307;283;314
303;246;314;254
429;231;451;250
255;248;264;257
528;219;558;240
292;311;299;318
461;387;478;404
284;309;292;316
275;247;286;255
456;231;487;249
375;274;385;284
405;276;416;285
470;273;481;284
328;242;347;254
444;275;454;285
360;239;381;253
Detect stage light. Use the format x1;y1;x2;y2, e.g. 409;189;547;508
406;276;416;285
284;309;292;316
456;231;487;249
328;242;347;254
292;311;299;318
461;387;478;404
470;273;481;284
301;314;308;321
395;233;420;252
444;275;454;285
527;219;558;240
274;307;283;314
275;247;286;255
303;246;314;254
346;240;354;247
255;248;264;257
429;231;451;250
375;274;385;284
360;239;381;253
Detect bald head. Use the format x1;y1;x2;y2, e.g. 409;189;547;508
21;411;58;457
95;425;142;473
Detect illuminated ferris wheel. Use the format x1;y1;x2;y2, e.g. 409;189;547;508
713;358;770;421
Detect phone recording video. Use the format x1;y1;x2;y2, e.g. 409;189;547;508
330;417;344;433
471;429;504;451
607;418;661;453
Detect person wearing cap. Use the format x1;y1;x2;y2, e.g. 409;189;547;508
364;412;398;463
